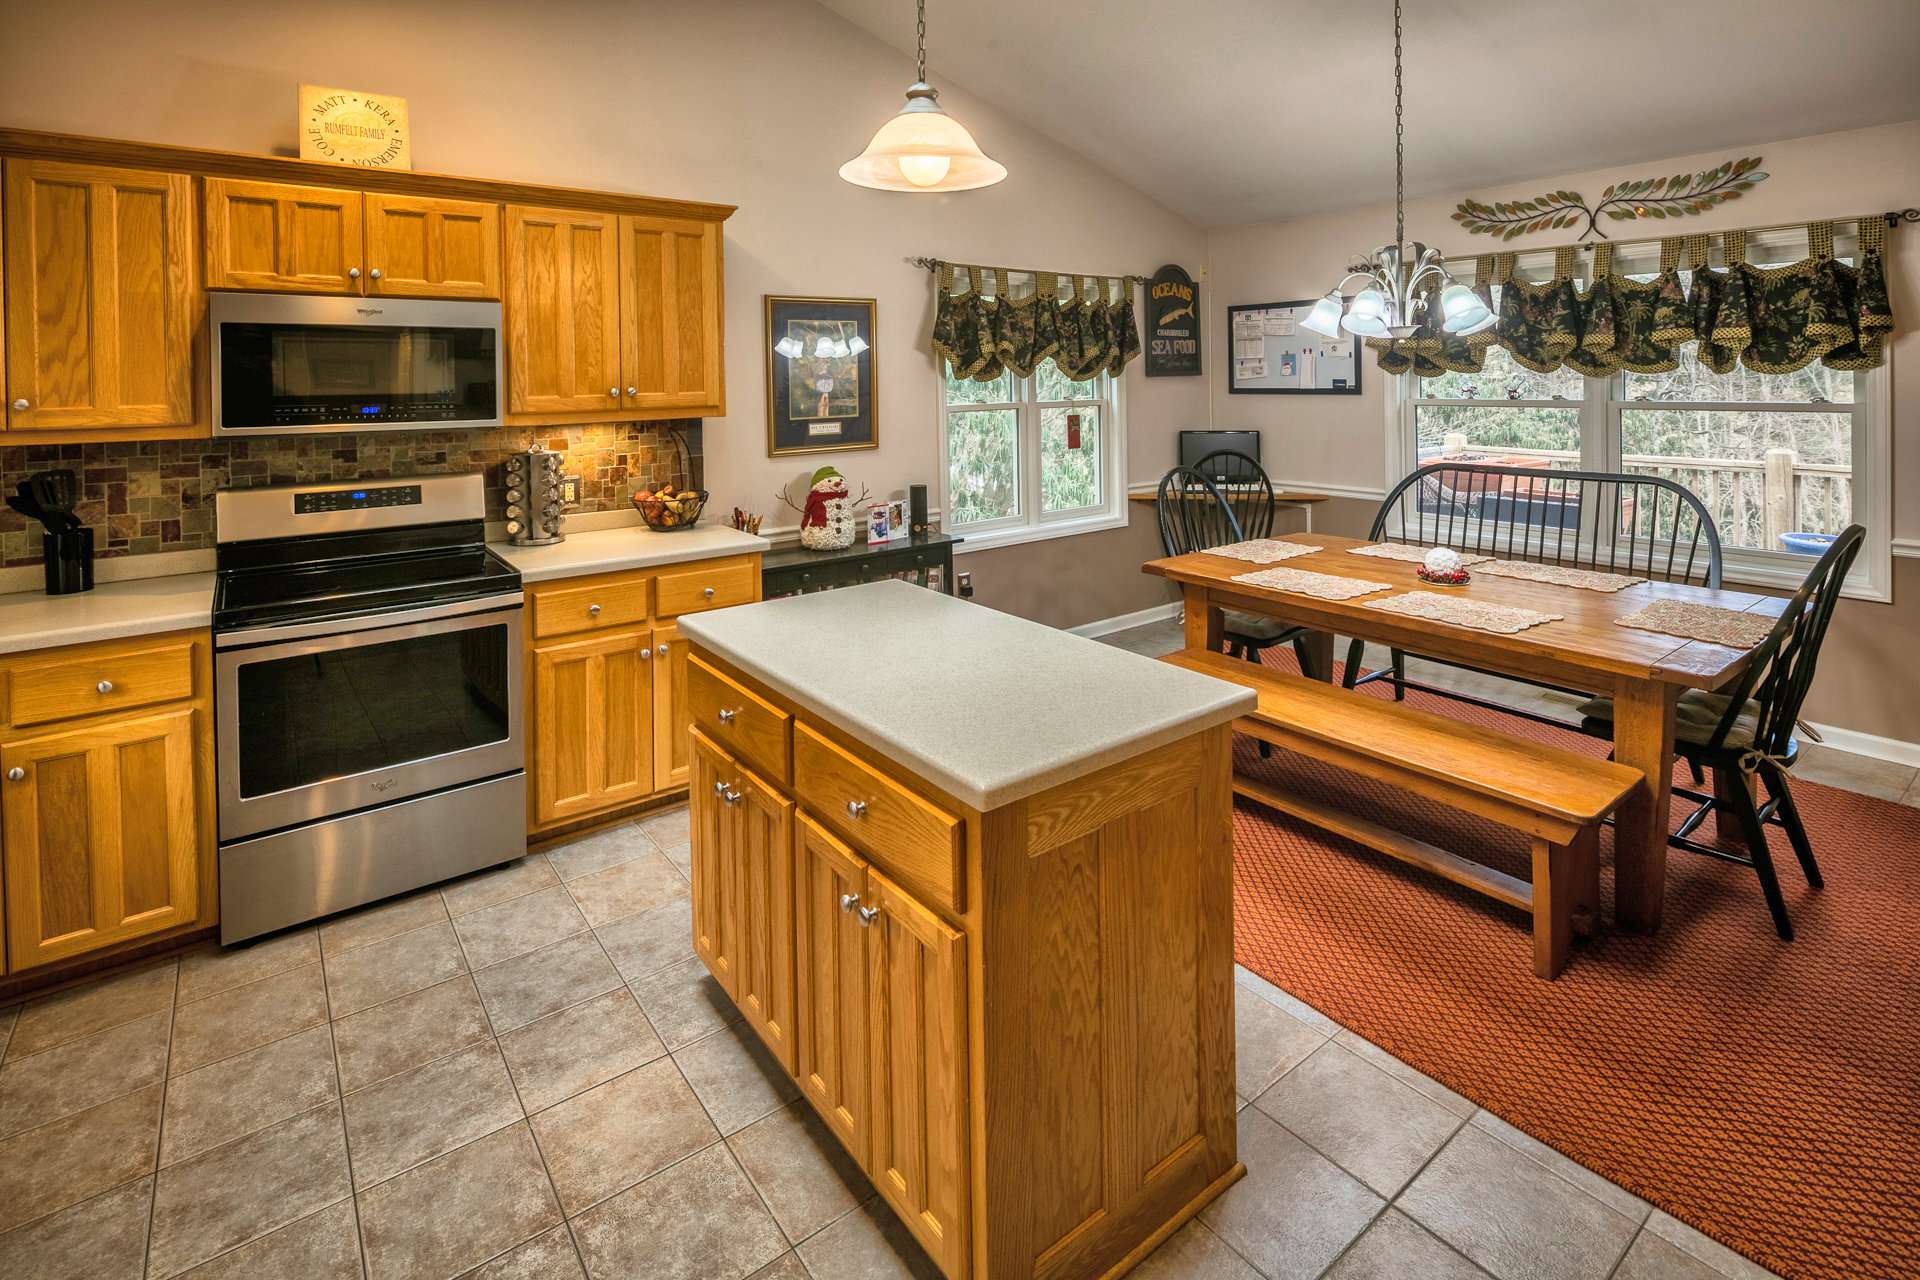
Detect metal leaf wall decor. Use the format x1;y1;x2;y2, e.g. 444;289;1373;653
1452;157;1768;241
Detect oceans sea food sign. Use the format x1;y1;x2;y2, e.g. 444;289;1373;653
1144;264;1201;376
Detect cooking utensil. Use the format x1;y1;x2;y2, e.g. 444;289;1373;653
26;470;79;531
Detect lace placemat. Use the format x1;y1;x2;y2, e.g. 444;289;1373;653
1230;567;1394;600
1362;591;1565;634
1614;599;1776;649
1475;560;1647;593
1207;539;1319;564
1347;542;1491;566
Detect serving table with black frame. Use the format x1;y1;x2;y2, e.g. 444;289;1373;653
761;530;963;598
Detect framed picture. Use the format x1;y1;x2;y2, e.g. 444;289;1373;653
1225;300;1362;395
765;296;877;455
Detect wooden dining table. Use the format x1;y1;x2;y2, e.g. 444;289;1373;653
1145;533;1782;933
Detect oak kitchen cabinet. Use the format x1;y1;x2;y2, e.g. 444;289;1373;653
0;630;216;975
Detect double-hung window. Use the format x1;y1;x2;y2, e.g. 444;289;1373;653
939;355;1126;551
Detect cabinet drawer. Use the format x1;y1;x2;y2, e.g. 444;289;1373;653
794;721;963;913
689;655;790;782
655;558;755;618
530;576;651;639
7;639;196;728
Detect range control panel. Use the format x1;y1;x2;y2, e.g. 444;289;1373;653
293;485;424;515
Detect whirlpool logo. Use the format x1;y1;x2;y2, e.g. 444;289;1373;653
370;777;400;793
355;307;384;316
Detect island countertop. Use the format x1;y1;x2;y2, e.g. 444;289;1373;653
677;578;1254;811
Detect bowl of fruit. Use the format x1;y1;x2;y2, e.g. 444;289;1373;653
631;483;708;531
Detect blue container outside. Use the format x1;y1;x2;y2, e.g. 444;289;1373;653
1777;532;1836;556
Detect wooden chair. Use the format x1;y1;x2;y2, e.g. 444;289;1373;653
1575;524;1863;941
1155;466;1322;679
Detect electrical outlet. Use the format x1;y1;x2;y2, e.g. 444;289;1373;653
560;475;581;506
956;570;973;599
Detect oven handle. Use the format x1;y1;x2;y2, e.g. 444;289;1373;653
216;591;525;650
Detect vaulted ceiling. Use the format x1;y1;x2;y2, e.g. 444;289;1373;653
816;0;1920;227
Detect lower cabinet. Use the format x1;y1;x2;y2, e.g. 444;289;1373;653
531;629;654;826
652;624;691;792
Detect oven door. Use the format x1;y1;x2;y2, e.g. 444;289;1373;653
215;597;524;842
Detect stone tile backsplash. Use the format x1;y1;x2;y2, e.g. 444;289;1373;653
0;422;702;567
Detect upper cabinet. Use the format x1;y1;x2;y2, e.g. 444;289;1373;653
621;215;724;413
363;194;500;298
505;206;622;414
204;178;365;294
3;159;196;431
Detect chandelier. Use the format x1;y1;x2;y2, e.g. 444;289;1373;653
1300;0;1492;341
839;0;1007;193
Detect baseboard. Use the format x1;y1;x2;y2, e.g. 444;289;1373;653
1892;537;1920;560
1803;722;1920;769
1068;601;1181;638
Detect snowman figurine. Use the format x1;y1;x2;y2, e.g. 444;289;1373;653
798;467;857;551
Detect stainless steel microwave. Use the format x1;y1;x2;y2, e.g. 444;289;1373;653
210;293;502;436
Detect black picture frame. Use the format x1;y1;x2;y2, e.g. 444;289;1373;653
1225;300;1363;396
765;296;878;456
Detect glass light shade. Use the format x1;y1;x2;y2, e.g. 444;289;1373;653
1299;293;1346;338
1439;283;1494;335
839;84;1008;193
1340;311;1393;338
1348;289;1388;321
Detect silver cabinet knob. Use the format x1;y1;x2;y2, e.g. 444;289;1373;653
9;399;26;412
588;604;602;616
657;642;669;655
721;786;742;805
348;267;361;279
839;892;860;913
702;586;716;600
716;708;735;724
846;799;868;819
713;780;729;797
5;767;23;782
639;646;653;660
609;387;619;397
369;268;382;280
626;386;638;397
96;680;114;694
856;905;880;926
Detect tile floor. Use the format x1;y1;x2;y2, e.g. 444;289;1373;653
2;623;1869;1278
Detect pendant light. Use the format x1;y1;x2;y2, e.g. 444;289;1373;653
839;0;1007;193
1300;0;1492;340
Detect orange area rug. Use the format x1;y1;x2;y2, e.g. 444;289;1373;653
1228;655;1920;1280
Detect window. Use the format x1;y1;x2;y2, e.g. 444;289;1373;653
940;356;1126;549
1391;245;1889;599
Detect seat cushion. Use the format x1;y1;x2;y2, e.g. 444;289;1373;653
1576;688;1761;749
1223;609;1306;643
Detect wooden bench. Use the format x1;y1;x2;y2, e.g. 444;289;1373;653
1162;648;1641;978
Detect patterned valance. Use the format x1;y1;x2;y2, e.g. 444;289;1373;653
932;265;1140;381
1369;217;1894;378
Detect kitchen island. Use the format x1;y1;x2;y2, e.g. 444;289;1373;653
678;580;1254;1280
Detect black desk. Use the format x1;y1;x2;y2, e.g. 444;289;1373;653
761;531;964;597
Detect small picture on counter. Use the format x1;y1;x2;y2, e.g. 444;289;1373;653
766;296;877;456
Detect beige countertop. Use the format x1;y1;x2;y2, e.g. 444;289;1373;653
678;579;1255;811
0;573;217;656
490;524;770;582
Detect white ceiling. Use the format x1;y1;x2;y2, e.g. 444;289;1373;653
816;0;1920;227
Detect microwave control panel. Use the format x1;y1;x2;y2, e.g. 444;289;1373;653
294;485;424;515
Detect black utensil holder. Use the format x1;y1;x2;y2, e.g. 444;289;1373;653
44;528;94;595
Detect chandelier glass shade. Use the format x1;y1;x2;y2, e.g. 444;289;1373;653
839;0;1006;193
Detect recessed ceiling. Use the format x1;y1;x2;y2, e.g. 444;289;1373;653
816;0;1920;226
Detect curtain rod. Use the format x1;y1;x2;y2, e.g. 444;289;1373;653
908;256;1150;287
1444;206;1916;264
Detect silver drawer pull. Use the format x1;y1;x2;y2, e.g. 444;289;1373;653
369;268;382;280
627;386;639;397
703;586;716;600
716;708;736;724
839;892;860;913
96;680;115;694
713;780;729;797
348;267;361;279
657;642;670;655
588;604;602;616
640;647;653;659
5;767;23;782
846;799;868;819
856;905;880;926
10;399;27;412
722;785;743;805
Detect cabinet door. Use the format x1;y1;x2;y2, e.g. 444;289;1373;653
619;215;723;412
1;707;199;971
504;206;621;413
795;811;870;1157
865;867;970;1278
364;194;500;299
3;160;195;430
531;629;652;826
732;761;796;1073
689;729;736;995
203;178;364;293
651;624;691;792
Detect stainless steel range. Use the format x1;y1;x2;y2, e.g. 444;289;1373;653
213;474;526;944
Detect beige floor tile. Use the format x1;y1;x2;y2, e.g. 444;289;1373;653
146;1102;351;1279
1199;1107;1383;1280
162;1023;339;1167
324;920;469;1018
637;805;691;854
1131;1219;1263;1280
0;1173;152;1280
6;962;175;1061
319;889;449;958
331;974;492;1093
673;1022;801;1136
1234;985;1326;1099
0;1005;15;1060
473;933;624;1033
177;1199;362;1279
594;895;696;981
177;929;319;1006
1253;1042;1465;1197
357;1122;562;1280
1469;1109;1651;1222
566;852;688;928
498;988;666;1114
343;1040;524;1190
1643;1211;1784;1280
0;1009;170;1138
1323;1209;1492;1279
746;1255;811;1280
793;1198;942;1280
1791;743;1916;801
1332;1029;1477;1118
1614;1230;1740;1280
0;1083;162;1232
662;841;693;880
454;886;592;969
1234;965;1342;1036
442;854;562;918
530;1057;720;1215
727;1100;870;1244
169;962;328;1077
1399;1126;1639;1280
630;956;743;1049
463;1223;586;1278
1903;772;1920;808
546;822;655;882
571;1142;785;1280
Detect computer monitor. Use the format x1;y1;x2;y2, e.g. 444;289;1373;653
1178;430;1261;484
